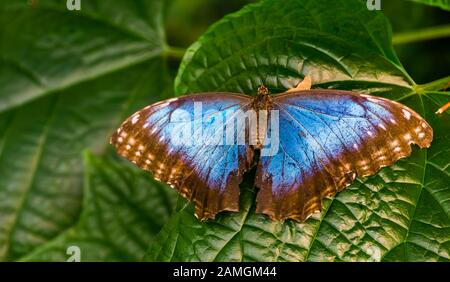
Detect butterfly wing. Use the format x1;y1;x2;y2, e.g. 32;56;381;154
256;90;433;222
111;93;254;220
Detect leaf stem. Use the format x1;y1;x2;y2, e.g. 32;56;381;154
415;75;450;93
163;46;187;60
393;24;450;45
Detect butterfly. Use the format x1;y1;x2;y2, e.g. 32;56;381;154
110;77;433;222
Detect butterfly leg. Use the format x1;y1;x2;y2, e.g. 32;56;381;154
286;75;312;93
436;101;450;114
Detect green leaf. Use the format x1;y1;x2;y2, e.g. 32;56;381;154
21;153;178;262
0;0;173;261
0;0;165;113
146;0;450;262
409;0;450;11
175;0;414;97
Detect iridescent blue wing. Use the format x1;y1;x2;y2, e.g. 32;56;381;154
256;90;433;222
111;93;254;220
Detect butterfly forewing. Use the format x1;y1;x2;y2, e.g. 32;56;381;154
255;90;433;221
111;93;254;220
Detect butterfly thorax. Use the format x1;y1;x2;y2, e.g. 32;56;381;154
252;86;273;148
253;85;271;109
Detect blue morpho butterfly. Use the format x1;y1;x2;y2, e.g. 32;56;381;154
111;76;433;222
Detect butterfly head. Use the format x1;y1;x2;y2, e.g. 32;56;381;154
254;85;272;111
257;85;269;96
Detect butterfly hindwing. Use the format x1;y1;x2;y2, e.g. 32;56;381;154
111;93;254;220
255;90;433;221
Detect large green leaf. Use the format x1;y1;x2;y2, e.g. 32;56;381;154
410;0;450;11
21;153;177;262
0;0;166;112
0;0;173;261
146;0;450;261
175;0;413;97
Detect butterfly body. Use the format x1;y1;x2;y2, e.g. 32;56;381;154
111;88;432;222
